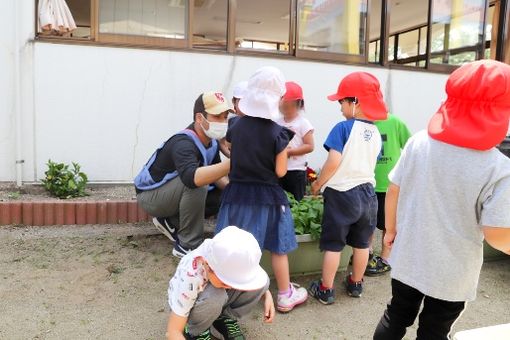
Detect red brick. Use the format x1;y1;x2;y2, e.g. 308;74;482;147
0;202;10;225
106;201;118;224
33;202;45;226
22;202;33;226
85;202;97;225
43;202;55;226
117;201;128;223
137;204;148;222
97;202;107;224
64;202;76;225
54;202;65;225
10;202;22;225
127;201;138;223
76;203;87;225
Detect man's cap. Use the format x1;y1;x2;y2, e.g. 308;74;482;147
194;91;231;115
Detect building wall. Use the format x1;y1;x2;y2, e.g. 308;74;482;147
1;0;450;183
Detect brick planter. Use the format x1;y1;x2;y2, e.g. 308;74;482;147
0;200;151;226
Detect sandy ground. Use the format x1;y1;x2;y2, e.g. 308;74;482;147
0;224;509;340
0;183;136;202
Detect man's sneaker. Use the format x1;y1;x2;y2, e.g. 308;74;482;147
172;241;192;258
277;283;308;312
308;280;335;305
365;255;391;276
211;316;245;340
344;274;363;298
184;326;211;340
152;217;178;242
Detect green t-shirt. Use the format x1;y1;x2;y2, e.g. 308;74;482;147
374;114;411;192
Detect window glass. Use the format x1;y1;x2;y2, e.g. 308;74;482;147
193;0;228;50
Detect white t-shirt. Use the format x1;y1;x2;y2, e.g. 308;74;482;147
389;131;510;301
167;243;209;317
276;114;314;171
323;119;382;192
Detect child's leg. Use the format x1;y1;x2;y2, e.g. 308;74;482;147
351;247;370;282
186;284;228;336
416;296;466;340
271;253;290;291
223;280;270;320
380;229;391;260
321;251;341;287
373;279;424;340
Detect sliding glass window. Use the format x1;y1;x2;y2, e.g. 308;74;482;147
193;0;229;50
297;0;368;62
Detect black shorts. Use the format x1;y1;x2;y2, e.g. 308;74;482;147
320;184;378;252
279;170;306;201
376;192;386;231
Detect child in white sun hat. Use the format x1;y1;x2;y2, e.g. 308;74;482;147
216;66;308;313
166;226;274;340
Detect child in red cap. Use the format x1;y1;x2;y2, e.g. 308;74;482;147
374;60;510;340
277;81;315;201
309;72;388;303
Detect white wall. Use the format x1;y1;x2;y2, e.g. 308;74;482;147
0;0;450;183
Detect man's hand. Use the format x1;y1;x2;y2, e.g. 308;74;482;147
263;291;275;323
383;231;396;249
311;181;322;196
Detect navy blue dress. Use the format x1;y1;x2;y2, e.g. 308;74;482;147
215;116;298;254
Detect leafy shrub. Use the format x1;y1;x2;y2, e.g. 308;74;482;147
42;160;88;199
287;192;323;240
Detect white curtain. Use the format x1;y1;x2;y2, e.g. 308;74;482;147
38;0;77;34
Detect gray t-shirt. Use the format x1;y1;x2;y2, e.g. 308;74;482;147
389;130;510;302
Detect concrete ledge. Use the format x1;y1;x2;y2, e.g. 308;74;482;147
0;200;151;226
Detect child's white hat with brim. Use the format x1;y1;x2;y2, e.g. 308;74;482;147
202;226;268;291
239;66;286;121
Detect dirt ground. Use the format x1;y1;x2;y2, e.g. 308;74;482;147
0;224;509;340
0;183;136;202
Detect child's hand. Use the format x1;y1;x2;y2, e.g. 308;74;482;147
384;231;396;248
263;291;275;323
311;181;321;196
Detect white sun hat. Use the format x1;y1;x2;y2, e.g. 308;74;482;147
232;81;248;99
202;226;268;291
239;66;286;121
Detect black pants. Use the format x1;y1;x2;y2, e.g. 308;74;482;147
280;170;306;201
374;279;466;340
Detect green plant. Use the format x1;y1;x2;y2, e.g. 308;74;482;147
287;192;323;240
42;160;88;199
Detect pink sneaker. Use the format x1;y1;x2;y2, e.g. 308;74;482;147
277;283;308;312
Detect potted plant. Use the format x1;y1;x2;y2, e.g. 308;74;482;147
260;190;352;276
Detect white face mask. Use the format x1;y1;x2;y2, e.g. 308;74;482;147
200;114;228;140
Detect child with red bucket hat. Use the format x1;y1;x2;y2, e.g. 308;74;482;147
373;60;510;340
277;81;315;201
309;72;387;303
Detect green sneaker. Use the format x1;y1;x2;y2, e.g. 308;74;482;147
365;255;391;276
184;326;211;340
211;316;245;340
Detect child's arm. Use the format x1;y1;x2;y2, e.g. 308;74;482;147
275;149;289;178
288;131;315;157
166;312;188;340
219;138;231;158
383;183;400;248
483;227;510;255
263;290;275;323
311;149;342;195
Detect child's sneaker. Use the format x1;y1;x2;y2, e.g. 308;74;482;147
365;255;391;276
308;280;335;305
172;241;191;258
344;274;363;298
184;326;211;340
152;217;178;242
277;283;308;312
211;315;245;340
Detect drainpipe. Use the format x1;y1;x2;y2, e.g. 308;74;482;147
13;0;24;187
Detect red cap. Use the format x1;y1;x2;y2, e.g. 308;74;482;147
428;60;510;151
282;81;304;101
327;72;388;120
